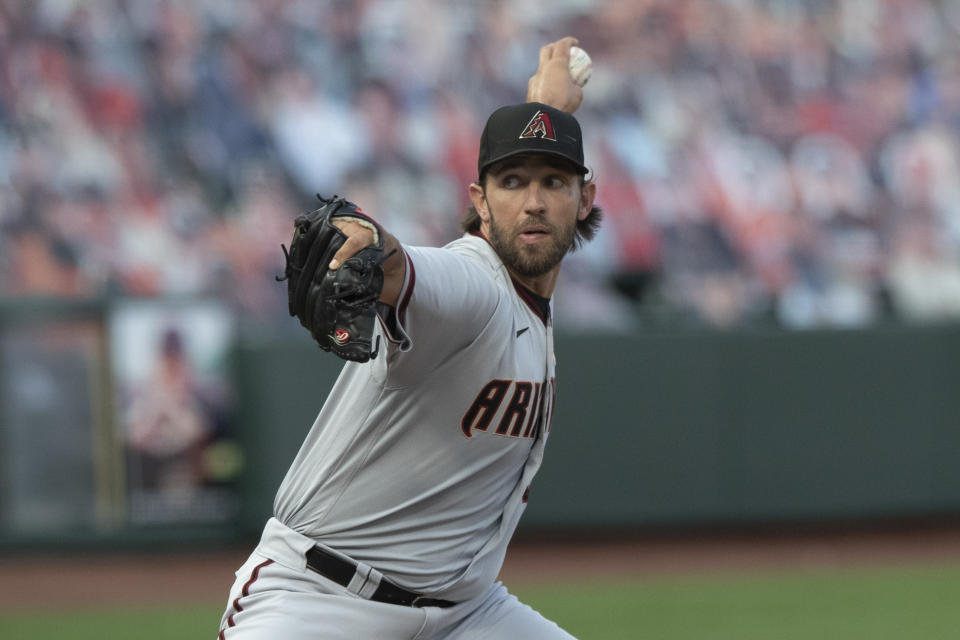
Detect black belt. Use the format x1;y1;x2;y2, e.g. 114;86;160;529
305;546;456;608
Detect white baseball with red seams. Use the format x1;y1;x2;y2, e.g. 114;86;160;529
568;46;592;87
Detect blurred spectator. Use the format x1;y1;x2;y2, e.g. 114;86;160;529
3;0;960;331
125;327;212;493
886;216;960;322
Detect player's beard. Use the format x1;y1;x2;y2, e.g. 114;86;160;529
486;208;577;278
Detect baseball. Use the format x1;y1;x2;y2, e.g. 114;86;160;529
568;45;592;87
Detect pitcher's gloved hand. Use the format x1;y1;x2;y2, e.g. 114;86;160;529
279;195;387;362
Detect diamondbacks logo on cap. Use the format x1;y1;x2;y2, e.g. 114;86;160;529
519;110;556;142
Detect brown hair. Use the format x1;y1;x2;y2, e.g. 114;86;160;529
459;174;603;250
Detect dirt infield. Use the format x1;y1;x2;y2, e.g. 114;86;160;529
3;522;960;613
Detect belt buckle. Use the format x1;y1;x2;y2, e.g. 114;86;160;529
410;595;428;608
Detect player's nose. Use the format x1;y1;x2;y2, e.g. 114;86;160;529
522;183;547;215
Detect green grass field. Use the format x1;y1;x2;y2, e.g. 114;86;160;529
3;563;959;639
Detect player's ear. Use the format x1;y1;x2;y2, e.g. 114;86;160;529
577;180;596;222
468;182;490;222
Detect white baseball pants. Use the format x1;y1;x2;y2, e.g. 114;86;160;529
217;519;576;639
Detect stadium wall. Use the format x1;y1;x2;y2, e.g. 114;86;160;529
236;326;960;533
1;299;959;546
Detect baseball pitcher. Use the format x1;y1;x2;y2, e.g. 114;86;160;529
218;36;601;640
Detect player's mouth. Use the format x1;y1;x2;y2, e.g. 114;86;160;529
518;226;550;244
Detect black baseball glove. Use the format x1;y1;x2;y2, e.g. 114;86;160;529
279;195;387;362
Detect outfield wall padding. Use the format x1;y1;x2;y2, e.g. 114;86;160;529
236;325;960;533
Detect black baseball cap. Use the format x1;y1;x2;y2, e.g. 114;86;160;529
477;102;588;177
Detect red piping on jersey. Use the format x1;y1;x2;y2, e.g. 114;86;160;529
219;558;273;638
398;252;416;327
468;231;551;326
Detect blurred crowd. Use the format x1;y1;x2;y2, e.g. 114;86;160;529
4;0;960;331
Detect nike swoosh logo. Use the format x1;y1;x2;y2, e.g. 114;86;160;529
516;327;529;337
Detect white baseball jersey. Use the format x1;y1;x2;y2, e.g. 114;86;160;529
273;232;557;603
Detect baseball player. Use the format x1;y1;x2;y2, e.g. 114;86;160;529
218;37;600;639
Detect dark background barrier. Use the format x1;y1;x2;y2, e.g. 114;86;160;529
2;301;959;547
233;324;960;536
524;326;960;531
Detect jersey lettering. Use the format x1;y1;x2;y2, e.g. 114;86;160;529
497;382;532;435
517;382;543;438
461;379;511;438
462;378;555;440
527;378;556;438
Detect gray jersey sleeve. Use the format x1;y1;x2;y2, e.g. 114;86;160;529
380;240;507;383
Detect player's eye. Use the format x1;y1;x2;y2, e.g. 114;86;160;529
545;175;568;188
500;175;523;189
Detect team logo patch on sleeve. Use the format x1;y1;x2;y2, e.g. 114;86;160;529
519;110;556;142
